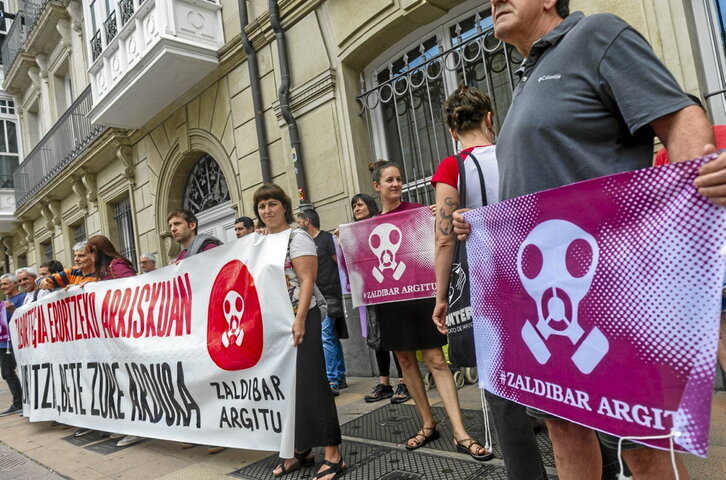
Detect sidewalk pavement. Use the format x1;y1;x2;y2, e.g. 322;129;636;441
0;377;724;479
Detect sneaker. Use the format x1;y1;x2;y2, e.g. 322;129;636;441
391;382;411;404
73;428;94;437
330;382;340;397
364;383;394;403
117;435;143;447
0;405;21;417
338;380;348;390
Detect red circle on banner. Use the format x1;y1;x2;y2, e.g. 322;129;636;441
207;260;264;370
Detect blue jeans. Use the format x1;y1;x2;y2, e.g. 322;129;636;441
321;315;346;385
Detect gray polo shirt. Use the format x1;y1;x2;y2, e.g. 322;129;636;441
497;12;694;200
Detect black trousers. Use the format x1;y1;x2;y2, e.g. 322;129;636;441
1;348;22;408
485;390;547;480
375;349;403;378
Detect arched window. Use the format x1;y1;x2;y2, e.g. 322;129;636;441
182;153;230;213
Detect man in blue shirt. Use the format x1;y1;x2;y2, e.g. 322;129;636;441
0;273;26;416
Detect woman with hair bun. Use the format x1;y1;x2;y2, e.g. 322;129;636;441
347;193;410;404
368;159;492;460
431;84;547;479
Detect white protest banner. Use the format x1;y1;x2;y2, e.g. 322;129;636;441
9;231;296;456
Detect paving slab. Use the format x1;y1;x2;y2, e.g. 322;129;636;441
0;444;67;480
1;377;724;479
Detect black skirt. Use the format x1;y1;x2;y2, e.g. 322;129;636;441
294;306;342;448
377;297;446;352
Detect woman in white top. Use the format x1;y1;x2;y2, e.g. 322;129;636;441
253;184;344;480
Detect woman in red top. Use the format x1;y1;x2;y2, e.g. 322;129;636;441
432;85;548;479
369;160;492;460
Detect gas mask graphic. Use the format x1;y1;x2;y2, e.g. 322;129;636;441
368;223;407;283
221;290;245;348
516;219;609;374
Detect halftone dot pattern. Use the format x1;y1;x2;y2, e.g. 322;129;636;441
467;193;539;403
589;158;724;455
338;207;436;306
465;156;726;456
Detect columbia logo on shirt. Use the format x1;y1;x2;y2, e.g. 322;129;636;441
538;74;561;82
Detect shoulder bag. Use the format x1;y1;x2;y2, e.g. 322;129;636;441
446;150;487;367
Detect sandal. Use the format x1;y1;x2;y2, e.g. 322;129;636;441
454;437;494;461
313;456;346;479
272;448;315;477
272;458;301;477
404;424;439;451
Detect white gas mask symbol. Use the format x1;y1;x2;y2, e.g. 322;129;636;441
368;223;407;283
516;219;609;374
222;290;245;348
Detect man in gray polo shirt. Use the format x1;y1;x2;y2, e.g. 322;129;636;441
454;1;726;479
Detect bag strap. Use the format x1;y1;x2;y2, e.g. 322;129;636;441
456;153;468;209
460;150;488;206
448;150;489;299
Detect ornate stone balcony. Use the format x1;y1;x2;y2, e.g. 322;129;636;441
87;0;224;129
12;86;106;208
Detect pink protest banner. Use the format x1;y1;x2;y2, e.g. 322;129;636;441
333;238;351;295
338;207;436;308
465;157;726;456
0;302;7;343
334;237;370;336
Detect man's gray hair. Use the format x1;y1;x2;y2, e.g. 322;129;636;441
140;253;157;263
0;273;18;283
15;267;37;278
556;0;570;18
73;241;88;253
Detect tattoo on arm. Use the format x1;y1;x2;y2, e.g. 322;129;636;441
438;196;459;236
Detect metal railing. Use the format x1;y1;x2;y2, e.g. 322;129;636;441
12;86;107;208
104;11;118;43
1;0;51;74
24;0;48;32
1;17;25;74
119;0;135;25
90;30;103;61
356;19;522;205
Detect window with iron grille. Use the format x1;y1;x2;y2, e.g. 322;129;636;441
358;2;523;205
73;222;86;244
42;241;53;262
113;198;137;270
182;153;230;213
